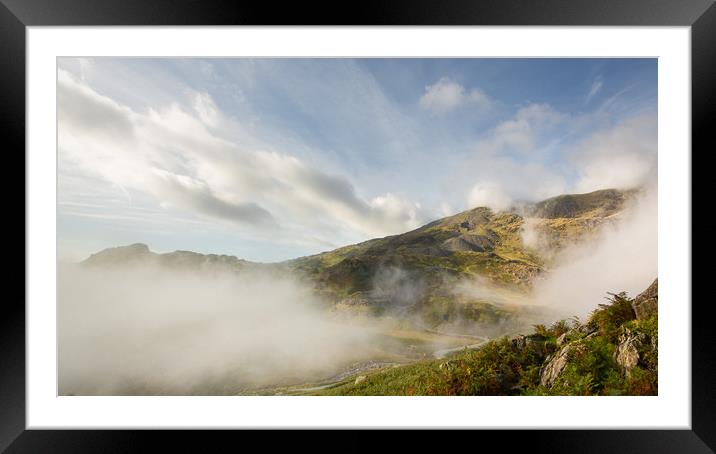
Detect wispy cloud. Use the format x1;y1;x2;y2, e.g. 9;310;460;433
58;69;427;251
586;76;603;103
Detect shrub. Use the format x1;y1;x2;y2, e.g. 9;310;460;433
548;336;620;395
625;366;657;395
587;292;636;342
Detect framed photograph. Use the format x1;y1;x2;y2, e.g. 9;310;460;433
5;0;712;451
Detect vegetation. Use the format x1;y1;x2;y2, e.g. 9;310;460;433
313;287;657;396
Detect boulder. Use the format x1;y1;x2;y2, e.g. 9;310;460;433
556;332;568;346
614;327;648;375
540;345;572;388
354;375;367;385
632;279;658;320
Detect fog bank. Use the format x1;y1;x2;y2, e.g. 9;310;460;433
532;187;657;318
59;265;377;395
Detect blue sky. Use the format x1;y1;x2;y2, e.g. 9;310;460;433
57;58;657;262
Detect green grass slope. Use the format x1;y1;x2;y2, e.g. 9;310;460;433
312;279;658;396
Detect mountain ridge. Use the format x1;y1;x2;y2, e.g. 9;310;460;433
83;188;633;270
80;187;638;332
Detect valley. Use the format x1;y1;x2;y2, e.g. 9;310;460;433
66;187;656;396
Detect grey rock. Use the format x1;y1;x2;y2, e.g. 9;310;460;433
540;345;573;388
632;279;658;320
614;327;648;375
556;332;568;346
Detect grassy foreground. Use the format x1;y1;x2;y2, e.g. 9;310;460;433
311;287;658;396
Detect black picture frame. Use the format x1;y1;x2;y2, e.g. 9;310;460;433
3;0;712;451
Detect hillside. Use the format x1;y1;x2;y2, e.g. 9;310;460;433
285;188;633;327
297;279;658;396
289;188;632;288
522;188;636;254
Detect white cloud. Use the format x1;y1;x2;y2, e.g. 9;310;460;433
369;193;423;232
58;69;426;250
461;104;655;211
571;114;657;192
467;183;513;211
419;77;491;114
477;103;566;155
458;103;570;210
463;157;567;210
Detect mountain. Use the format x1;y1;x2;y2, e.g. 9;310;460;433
81;188;635;329
289;188;634;291
285;188;634;323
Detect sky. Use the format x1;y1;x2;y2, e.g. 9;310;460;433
57;58;657;263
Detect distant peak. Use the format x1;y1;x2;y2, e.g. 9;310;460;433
82;243;153;266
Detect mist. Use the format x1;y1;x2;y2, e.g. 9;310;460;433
370;265;427;310
58;264;378;395
531;186;657;319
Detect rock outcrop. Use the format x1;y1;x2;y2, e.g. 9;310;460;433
632;279;658;320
